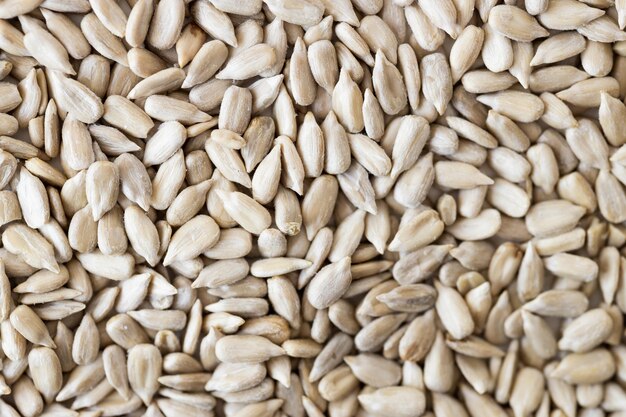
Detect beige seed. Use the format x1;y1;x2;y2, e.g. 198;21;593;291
13;69;41;129
531;32;586;67
525;199;586;238
559;309;613;352
127;344;161;406
10;305;55;348
127;69;186;100
28;347;62;403
397;310;435;363
248;76;284;115
524;290;589;318
71;313;99;366
151;149;187;210
1;319;25;362
282;339;322;358
359;386;425;417
163;215;220;266
144;122;187;167
393;154;434;208
482;22;514;73
357;15;398;63
448;209;502;241
251;257;311;278
540;92;578;130
596;169;626;223
321;111;351;175
489;5;549;42
318;0;358;25
127;47;167;78
435;161;494;189
405;5;444;52
488;178;530;218
450;25;484;83
24;26;74;75
478;91;545;123
579;16;626;43
544;253;598;282
329;209;366;261
297;112;325;178
75;251;134;284
538;0;604;30
209;139;250;184
144;95;211;125
418;0;459;39
462;70;517;94
124;205;159;266
15;166;50;229
582;40;613;77
396;45;421;112
115;153;152;211
332;69;364;134
377;284;437;313
447;116;498;149
183;41;229;90
557;77;620;108
68;204;97;253
125;0;154;48
265;0;323;26
527;143;559;194
307;257;352;309
289;38;316;107
421;53;452;115
348;134;391;177
60;118;92;171
0;20;27;57
393;244;451;286
551;349;615;384
128;309;187;332
274;189;302;239
85;160;118;221
147;0;184;50
373;50;407;115
217;44;277;81
273;84;297;139
600;91;626;146
435;281;475;340
389;209;445;252
102;95;152;138
216;190;271;235
308;39;338;95
191;0;236;46
510;367;545;417
166;180;213;227
215;335;285;363
80;13;128;66
2;223;58;273
0;82;21;113
276;135;305;195
529;65;590;94
88;124;140;156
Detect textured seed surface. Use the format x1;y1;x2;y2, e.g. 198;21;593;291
0;2;625;417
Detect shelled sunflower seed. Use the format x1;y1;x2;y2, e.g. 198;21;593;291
2;0;626;416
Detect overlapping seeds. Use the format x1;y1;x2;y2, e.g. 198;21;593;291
1;1;626;417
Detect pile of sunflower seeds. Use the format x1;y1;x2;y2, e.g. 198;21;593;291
3;0;626;416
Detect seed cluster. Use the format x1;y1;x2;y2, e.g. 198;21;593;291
0;0;626;417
